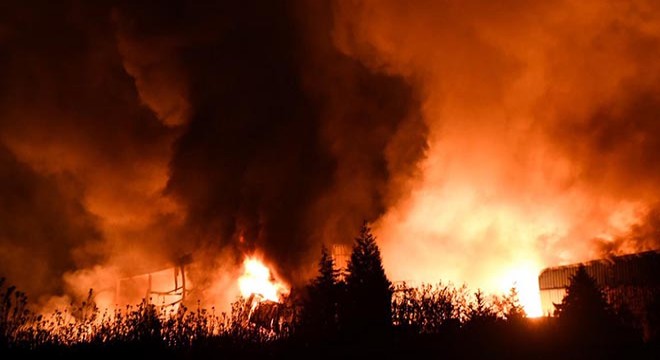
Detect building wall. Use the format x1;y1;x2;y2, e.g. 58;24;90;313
539;288;566;316
538;250;660;338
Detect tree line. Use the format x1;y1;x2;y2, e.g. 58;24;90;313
298;222;659;357
1;222;660;358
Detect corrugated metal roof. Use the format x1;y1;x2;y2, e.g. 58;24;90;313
538;250;660;290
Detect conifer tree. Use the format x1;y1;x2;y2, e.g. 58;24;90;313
554;265;616;343
314;245;340;291
554;265;610;323
344;222;392;336
301;245;342;338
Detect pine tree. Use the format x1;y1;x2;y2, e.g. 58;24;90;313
301;245;342;339
554;265;610;322
554;265;615;343
344;222;392;337
314;245;340;292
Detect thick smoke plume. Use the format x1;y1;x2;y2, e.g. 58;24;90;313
0;0;659;314
333;0;660;311
0;0;425;308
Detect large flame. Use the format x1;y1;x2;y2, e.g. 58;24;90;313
496;264;543;317
237;257;288;302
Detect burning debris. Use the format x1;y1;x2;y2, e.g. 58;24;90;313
233;294;298;335
233;256;296;333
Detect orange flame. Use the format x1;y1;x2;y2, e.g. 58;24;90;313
237;256;288;302
496;264;543;317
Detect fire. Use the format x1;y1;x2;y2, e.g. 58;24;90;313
237;257;288;302
473;265;545;319
496;264;543;318
516;284;543;318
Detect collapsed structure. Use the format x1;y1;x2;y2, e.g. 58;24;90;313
236;294;298;334
115;254;192;307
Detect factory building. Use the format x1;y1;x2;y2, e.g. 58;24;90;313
539;250;660;338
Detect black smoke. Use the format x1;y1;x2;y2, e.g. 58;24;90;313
160;0;427;282
0;0;427;300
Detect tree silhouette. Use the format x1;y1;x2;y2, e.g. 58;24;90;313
497;286;525;321
391;282;462;334
467;289;497;325
554;265;616;345
344;222;392;338
646;292;660;342
315;245;341;292
554;265;609;322
300;245;342;339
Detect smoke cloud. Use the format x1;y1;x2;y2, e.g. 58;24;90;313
0;1;185;305
0;0;659;314
332;0;660;307
0;0;425;307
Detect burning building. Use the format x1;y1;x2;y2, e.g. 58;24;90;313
539;250;660;335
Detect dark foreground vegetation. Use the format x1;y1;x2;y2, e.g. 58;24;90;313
2;224;660;359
